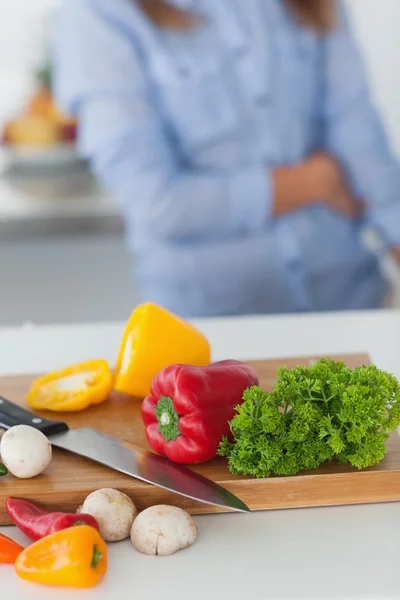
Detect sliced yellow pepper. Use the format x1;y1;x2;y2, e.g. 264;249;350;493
26;359;112;413
114;302;211;398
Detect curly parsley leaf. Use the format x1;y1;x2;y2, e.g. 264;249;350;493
218;358;400;477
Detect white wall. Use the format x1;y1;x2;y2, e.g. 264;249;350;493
0;0;399;153
0;0;57;126
346;0;400;156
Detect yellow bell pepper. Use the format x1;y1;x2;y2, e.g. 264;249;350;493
26;359;112;412
114;302;211;398
14;525;107;589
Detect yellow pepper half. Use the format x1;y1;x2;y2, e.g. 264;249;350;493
114;302;211;398
15;525;107;589
26;359;113;413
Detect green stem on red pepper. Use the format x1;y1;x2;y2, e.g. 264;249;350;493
73;520;89;527
155;396;181;441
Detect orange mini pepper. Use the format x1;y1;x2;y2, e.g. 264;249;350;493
14;525;107;589
26;359;112;412
0;533;24;564
114;303;211;398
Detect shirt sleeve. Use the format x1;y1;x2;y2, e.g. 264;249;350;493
322;1;400;247
53;0;271;242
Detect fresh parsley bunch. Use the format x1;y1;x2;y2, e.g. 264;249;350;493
219;358;400;477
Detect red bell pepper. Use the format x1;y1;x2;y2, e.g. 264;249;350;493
142;360;259;464
6;498;100;542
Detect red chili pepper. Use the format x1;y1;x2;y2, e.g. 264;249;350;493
142;360;259;464
6;498;100;542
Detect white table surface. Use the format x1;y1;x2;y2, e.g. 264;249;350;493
0;309;399;600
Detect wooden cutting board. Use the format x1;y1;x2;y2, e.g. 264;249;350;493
0;353;399;523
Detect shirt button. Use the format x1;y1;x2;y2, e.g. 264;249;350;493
179;66;191;78
254;94;270;107
232;46;248;60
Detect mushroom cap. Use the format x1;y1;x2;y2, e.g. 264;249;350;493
131;505;197;556
0;425;52;478
78;488;137;542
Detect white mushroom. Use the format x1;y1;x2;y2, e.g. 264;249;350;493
0;425;52;478
130;505;197;556
78;488;137;542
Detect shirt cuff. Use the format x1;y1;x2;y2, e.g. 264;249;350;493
228;166;271;233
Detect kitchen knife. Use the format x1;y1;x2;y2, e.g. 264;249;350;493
0;396;250;513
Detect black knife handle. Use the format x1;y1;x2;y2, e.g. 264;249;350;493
0;397;69;436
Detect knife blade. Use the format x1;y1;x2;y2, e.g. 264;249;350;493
0;396;250;513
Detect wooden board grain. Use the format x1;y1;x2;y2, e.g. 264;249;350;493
0;353;399;523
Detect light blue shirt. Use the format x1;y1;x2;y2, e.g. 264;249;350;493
54;0;400;317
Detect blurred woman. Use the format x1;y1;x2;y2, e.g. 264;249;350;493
54;0;400;317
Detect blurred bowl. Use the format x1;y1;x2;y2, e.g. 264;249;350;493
1;141;85;173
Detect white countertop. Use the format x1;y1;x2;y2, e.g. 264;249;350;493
0;309;399;600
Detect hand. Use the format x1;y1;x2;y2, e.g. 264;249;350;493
272;152;363;219
303;153;364;218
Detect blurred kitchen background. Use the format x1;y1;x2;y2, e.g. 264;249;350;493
1;0;400;326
